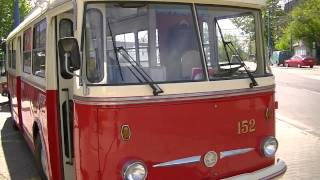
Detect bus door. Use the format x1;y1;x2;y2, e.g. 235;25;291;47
56;13;75;180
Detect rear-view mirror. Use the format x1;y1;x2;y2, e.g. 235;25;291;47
58;37;81;78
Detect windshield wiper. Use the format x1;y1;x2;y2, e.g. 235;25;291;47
116;46;164;96
107;18;124;81
215;19;258;88
107;18;163;95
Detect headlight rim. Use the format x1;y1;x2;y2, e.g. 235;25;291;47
261;136;278;158
122;161;148;180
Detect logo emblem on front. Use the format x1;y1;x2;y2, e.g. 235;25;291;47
204;151;218;167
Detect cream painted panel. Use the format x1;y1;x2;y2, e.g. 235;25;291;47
73;76;274;98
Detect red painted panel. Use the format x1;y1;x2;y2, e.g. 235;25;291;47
7;73;19;126
74;103;100;180
19;81;63;180
73;91;276;179
46;90;63;180
20;80;37;141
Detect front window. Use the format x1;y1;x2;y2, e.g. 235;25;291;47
197;6;259;80
84;3;264;85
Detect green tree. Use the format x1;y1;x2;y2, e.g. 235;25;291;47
218;34;248;62
0;0;31;39
262;0;287;49
276;0;320;56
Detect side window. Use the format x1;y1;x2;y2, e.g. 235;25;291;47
7;41;12;68
85;9;104;83
59;19;73;38
115;32;137;62
33;19;47;77
23;28;32;74
138;30;149;67
202;22;210;64
12;38;16;69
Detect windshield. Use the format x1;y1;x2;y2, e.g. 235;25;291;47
197;5;259;79
84;3;264;85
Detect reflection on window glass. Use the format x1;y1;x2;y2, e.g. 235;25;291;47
138;30;148;67
7;41;11;68
59;19;73;38
85;3;205;85
33;19;47;77
12;38;16;69
116;33;136;61
197;6;258;79
85;8;104;83
202;22;210;63
23;28;32;74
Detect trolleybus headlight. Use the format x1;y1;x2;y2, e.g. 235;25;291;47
261;136;278;157
123;161;147;180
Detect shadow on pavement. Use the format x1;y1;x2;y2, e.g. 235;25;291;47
0;101;10;113
1;114;40;179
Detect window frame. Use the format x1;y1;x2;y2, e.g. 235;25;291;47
84;8;105;83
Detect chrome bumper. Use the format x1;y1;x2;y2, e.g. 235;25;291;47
223;159;287;180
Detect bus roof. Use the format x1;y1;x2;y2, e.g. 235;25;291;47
7;0;70;40
7;0;265;40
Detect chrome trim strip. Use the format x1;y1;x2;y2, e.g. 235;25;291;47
74;85;274;105
220;148;254;159
153;156;201;168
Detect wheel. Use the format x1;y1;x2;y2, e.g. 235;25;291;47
35;135;48;180
2;91;8;97
297;64;301;68
310;65;313;68
285;63;289;67
12;118;19;131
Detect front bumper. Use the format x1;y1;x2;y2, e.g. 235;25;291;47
223;159;287;180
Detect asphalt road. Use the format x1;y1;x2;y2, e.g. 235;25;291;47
272;66;320;137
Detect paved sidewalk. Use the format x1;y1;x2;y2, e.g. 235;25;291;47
0;97;40;180
277;120;320;180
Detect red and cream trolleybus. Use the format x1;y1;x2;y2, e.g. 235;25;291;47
6;0;286;179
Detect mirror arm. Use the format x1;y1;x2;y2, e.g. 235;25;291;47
64;53;89;96
65;53;80;78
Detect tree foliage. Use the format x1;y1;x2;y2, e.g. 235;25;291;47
276;0;320;52
0;0;31;39
262;0;287;48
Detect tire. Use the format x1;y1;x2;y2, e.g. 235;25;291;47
35;135;48;180
297;64;301;68
310;65;314;68
12;119;19;131
285;63;289;67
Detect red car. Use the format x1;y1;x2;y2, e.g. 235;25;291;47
284;55;316;68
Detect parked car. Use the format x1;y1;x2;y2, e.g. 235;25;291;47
284;55;316;68
270;51;292;66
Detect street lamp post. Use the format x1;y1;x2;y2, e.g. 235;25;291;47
14;0;20;28
267;0;273;58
